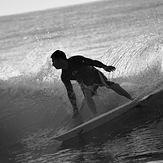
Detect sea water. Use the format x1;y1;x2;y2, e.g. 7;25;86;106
0;0;163;162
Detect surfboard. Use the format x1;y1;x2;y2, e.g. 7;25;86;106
54;95;143;142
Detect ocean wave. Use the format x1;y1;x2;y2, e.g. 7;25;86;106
100;34;163;84
1;34;163;146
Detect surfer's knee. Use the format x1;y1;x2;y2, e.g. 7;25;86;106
98;72;114;89
84;88;92;99
91;85;98;96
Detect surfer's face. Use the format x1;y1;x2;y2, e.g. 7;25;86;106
52;57;68;70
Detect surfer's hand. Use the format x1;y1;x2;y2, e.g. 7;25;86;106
104;66;116;72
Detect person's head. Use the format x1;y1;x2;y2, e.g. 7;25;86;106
51;50;68;69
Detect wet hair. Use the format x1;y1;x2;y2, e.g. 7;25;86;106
51;50;67;60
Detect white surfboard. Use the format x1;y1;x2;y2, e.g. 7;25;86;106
54;95;143;142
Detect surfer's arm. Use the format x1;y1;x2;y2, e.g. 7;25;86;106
81;56;116;72
61;76;78;110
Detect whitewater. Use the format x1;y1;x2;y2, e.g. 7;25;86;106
0;0;163;162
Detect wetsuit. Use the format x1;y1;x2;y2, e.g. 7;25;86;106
61;56;114;107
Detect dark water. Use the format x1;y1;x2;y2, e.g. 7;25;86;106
1;0;163;162
55;91;163;163
1;91;163;163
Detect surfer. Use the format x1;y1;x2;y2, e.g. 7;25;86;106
51;50;133;118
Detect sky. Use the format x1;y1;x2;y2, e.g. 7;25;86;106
0;0;98;16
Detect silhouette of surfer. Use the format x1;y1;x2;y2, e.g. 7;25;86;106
51;50;133;118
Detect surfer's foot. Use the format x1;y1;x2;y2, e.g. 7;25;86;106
127;94;134;100
72;109;79;119
130;96;135;100
129;97;134;100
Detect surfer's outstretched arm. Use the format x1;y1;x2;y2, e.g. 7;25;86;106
81;56;116;72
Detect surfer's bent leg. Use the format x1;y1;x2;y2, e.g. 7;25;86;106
81;83;97;116
98;71;133;100
109;83;133;100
